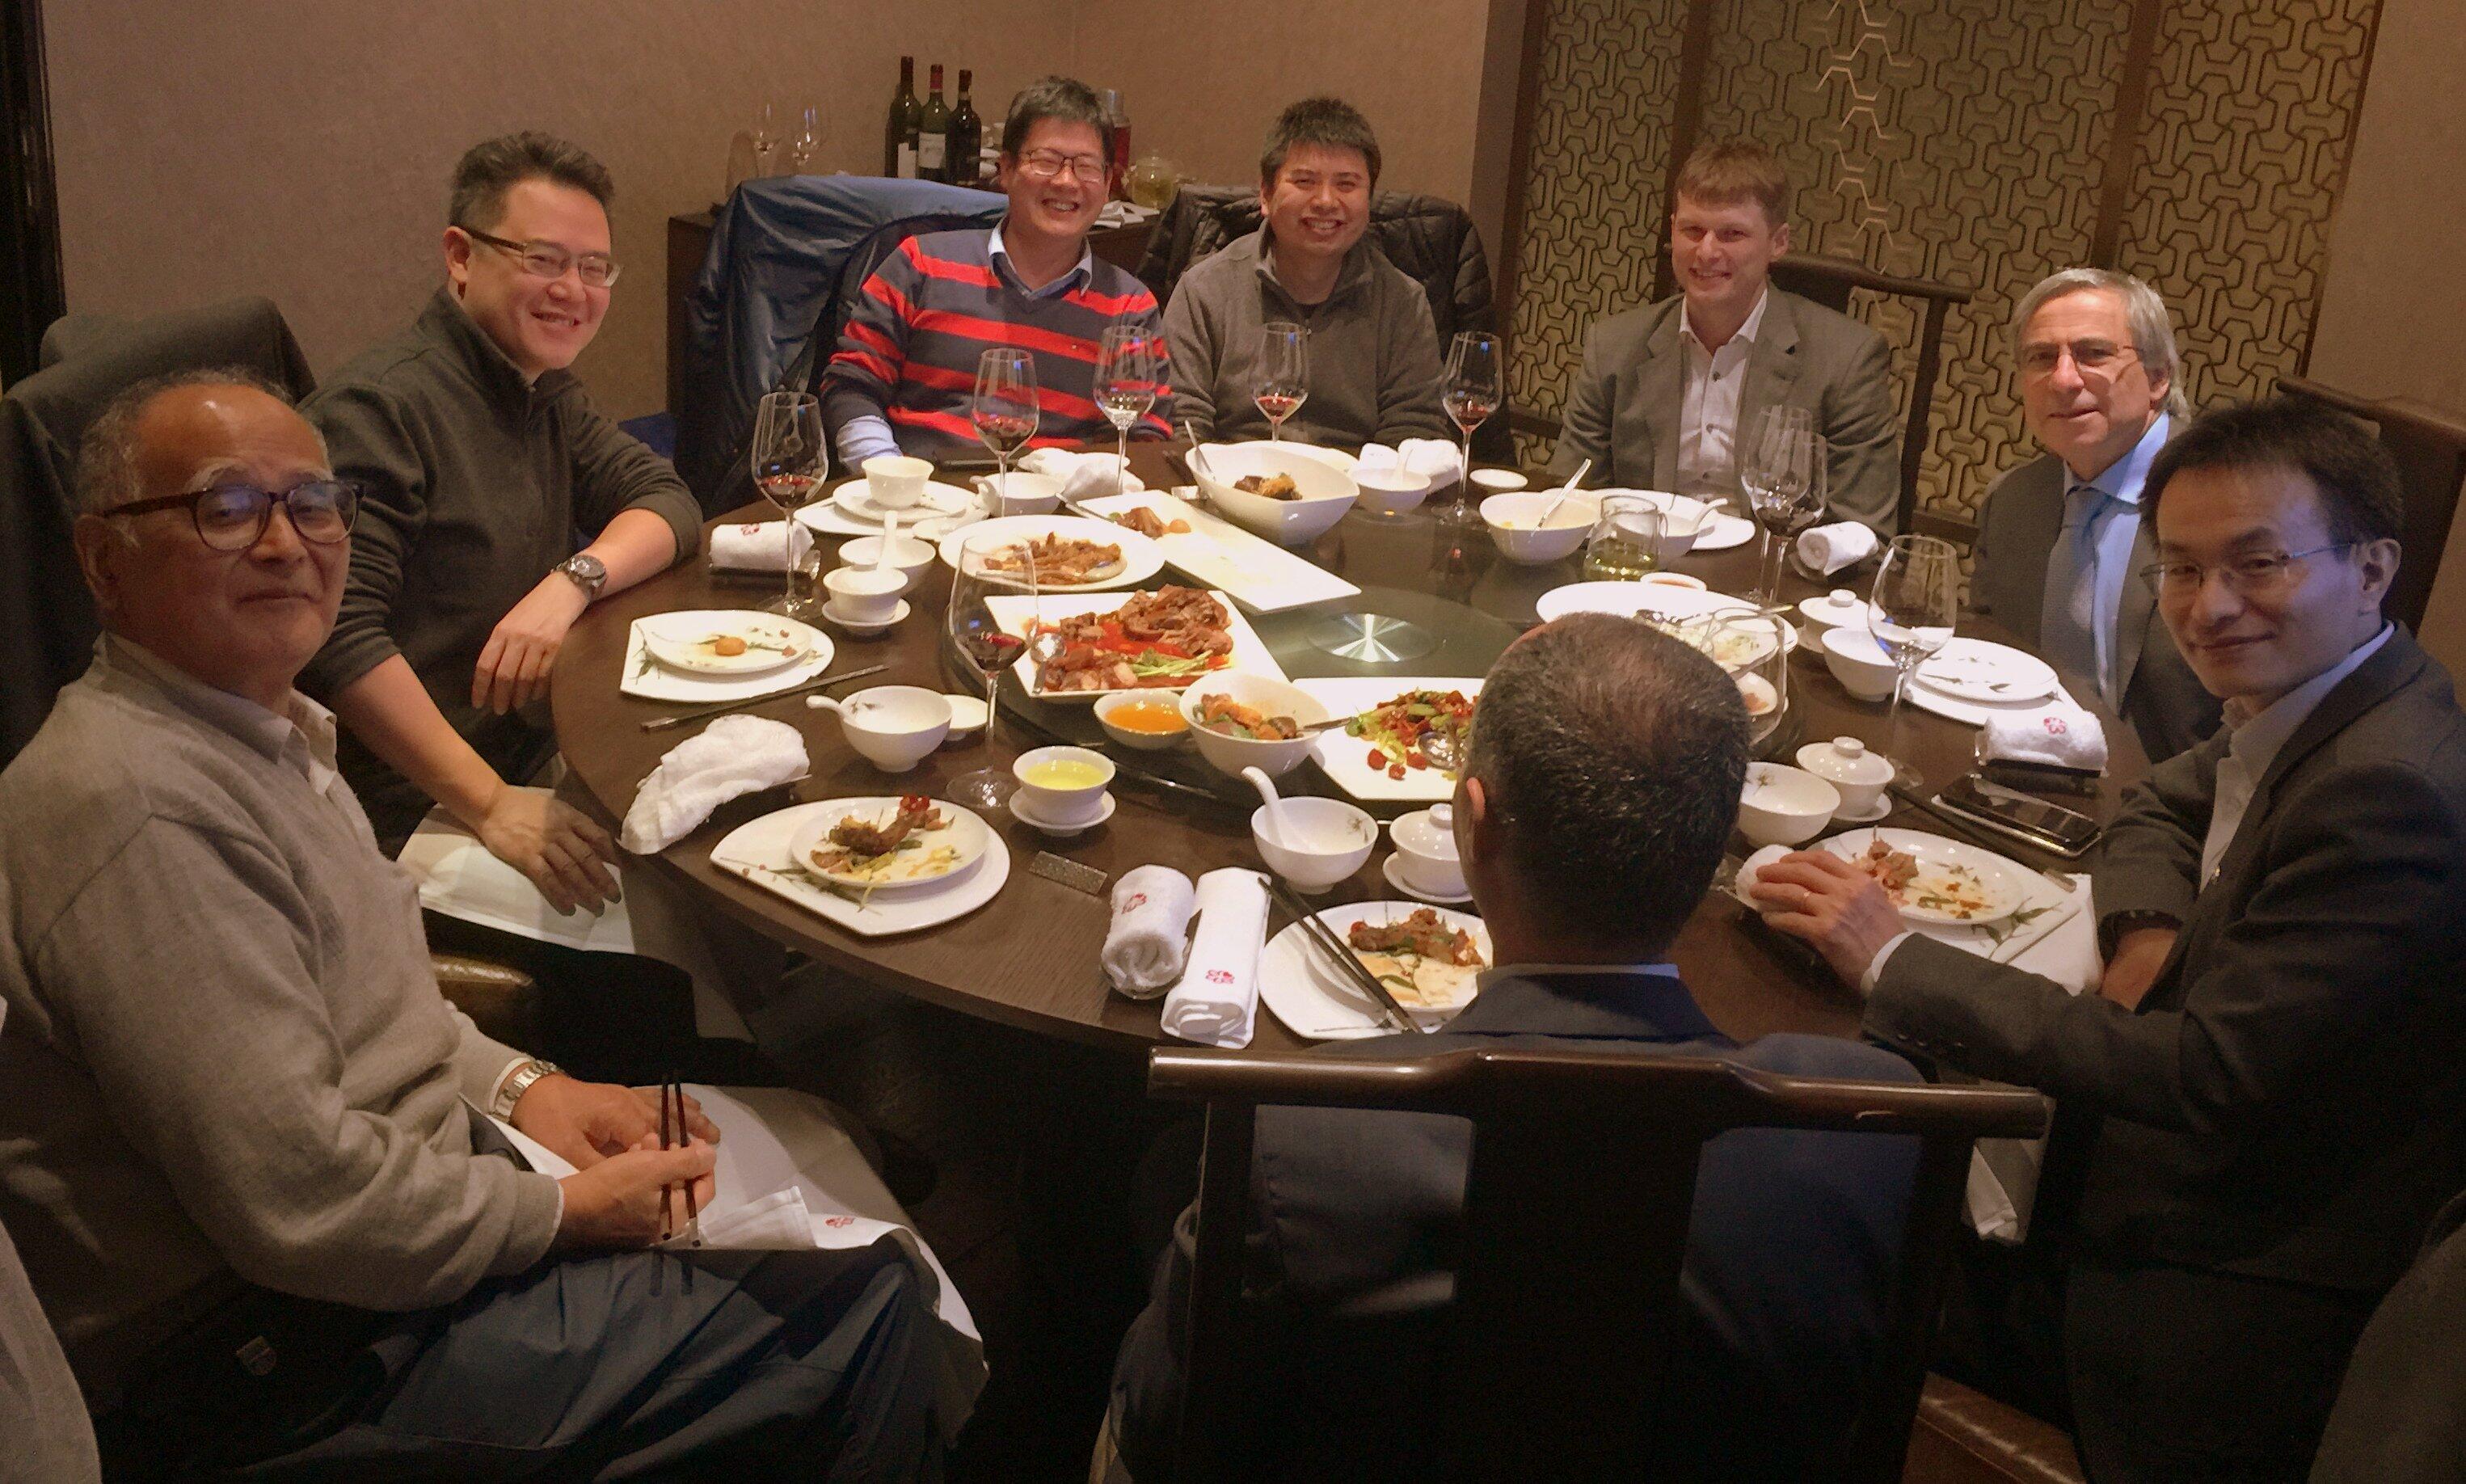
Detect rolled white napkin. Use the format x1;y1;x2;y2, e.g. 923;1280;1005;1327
1797;521;1879;575
710;520;813;572
620;715;810;854
1103;865;1198;999
1358;438;1464;483
1981;701;2109;773
1161;868;1271;1048
1017;447;1144;501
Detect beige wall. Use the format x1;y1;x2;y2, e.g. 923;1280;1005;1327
2306;0;2466;672
43;1;1489;424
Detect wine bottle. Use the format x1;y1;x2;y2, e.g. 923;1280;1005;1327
918;64;951;183
950;70;983;188
887;57;921;178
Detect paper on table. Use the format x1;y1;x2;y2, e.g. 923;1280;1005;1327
400;807;637;955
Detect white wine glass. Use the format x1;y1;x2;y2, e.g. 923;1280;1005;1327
972;348;1039;492
1867;534;1962;782
1742;408;1819;605
749;390;826;615
1254;322;1309;441
946;531;1038;811
1441;331;1503;521
1095;325;1165;498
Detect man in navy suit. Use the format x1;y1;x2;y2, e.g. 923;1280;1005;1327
1107;612;1925;1481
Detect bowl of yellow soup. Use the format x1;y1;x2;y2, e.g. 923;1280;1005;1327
1011;746;1116;828
1094;691;1191;751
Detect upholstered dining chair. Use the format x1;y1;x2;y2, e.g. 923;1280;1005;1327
1142;1044;2047;1483
2277;375;2466;633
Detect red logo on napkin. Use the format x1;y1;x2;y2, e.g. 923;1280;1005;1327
823;1215;855;1229
2042;716;2069;736
1207;968;1233;985
1123;893;1147;913
735;522;763;534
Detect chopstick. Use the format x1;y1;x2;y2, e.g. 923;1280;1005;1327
659;1080;703;1248
1264;879;1429;1035
639;663;890;731
658;1077;674;1242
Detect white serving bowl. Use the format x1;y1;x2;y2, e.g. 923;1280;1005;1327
1092;689;1191;752
1252;797;1378;894
1178;672;1332;780
1011;744;1116;827
1194;444;1358;546
1822;627;1900;702
1351;467;1431;516
806;685;951;774
1481;491;1599;565
981;470;1063;516
861;454;934;511
1737;762;1841;848
834;534;936;596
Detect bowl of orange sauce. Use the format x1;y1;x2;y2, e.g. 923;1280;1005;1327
1094;692;1192;751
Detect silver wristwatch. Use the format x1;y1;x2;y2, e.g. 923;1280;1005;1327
492;1058;563;1119
553;552;607;599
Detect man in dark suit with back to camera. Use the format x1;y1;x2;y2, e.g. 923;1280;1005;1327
1753;396;2466;1481
1108;612;1928;1481
1547;138;1902;533
1971;268;2220;760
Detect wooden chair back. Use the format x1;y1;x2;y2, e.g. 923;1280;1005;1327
1150;1045;2047;1483
2278;376;2466;631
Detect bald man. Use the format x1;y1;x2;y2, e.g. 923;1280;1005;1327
0;373;949;1478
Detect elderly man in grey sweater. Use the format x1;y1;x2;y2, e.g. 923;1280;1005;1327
0;373;949;1478
1163;99;1450;448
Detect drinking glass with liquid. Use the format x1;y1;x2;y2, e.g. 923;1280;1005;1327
1583;495;1666;581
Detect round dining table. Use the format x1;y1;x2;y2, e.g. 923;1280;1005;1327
551;445;2149;1057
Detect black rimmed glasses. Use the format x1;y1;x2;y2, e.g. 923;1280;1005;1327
461;227;622;288
103;479;360;550
1012;150;1107;183
2139;542;2357;599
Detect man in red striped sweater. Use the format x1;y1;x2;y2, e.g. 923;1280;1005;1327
825;75;1172;464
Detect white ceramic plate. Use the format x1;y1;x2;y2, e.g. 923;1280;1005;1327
1816;827;2030;927
786;796;991;892
1532;582;1800;659
936;514;1166;592
833;479;977;525
1074;490;1362;614
1288;677;1484;803
638;613;828;676
1616;490;1756;551
708;802;1011;938
982;588;1286;703
1258;900;1492;1040
1916;639;2059;706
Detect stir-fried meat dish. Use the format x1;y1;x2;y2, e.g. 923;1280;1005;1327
817;795;946;866
1035;586;1236;693
1850;837;1920;891
1107;507;1191;539
984;533;1124;585
1196;694;1303;740
1232;473;1301;501
1347;908;1484;967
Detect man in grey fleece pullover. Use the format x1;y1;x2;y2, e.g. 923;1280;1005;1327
1163;99;1450;449
0;374;949;1478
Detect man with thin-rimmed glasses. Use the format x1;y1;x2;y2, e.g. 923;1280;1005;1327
824;74;1171;466
1752;396;2466;1481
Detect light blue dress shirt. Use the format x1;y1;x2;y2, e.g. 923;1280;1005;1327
2042;412;2170;707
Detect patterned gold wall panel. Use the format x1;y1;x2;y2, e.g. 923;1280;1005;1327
2119;0;2377;410
1511;0;2379;522
1507;0;1689;466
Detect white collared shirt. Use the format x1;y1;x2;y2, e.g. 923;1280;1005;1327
988;221;1094;301
1677;288;1769;481
2198;623;2395;886
103;634;344;798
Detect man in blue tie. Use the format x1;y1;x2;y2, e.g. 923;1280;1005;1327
1970;268;2220;759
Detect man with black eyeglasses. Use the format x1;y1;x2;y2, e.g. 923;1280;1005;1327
823;75;1170;465
1751;396;2466;1481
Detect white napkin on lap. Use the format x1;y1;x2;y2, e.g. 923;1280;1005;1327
1981;701;2109;772
1797;521;1879;575
1357;439;1464;483
710;520;812;572
1161;868;1271;1048
621;715;809;854
1104;865;1197;999
1017;447;1144;500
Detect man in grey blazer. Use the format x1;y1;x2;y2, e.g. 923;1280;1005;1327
1751;397;2466;1482
1546;139;1901;533
1972;268;2219;760
1108;614;1926;1481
